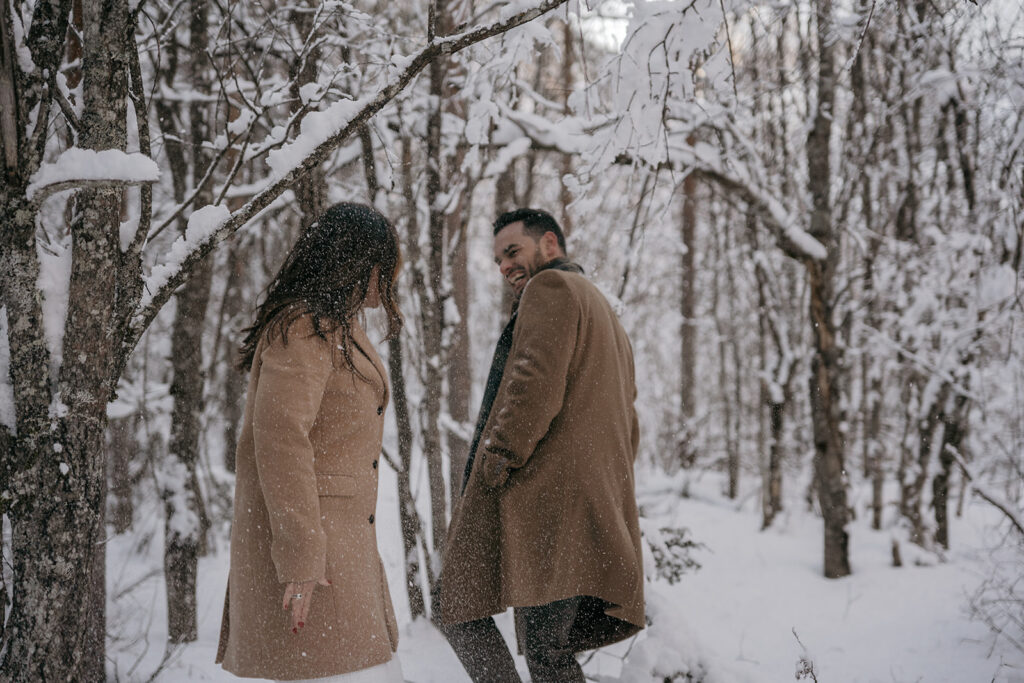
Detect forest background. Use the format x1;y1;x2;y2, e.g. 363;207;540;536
1;0;1022;680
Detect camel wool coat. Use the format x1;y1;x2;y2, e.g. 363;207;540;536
440;268;645;650
217;313;398;680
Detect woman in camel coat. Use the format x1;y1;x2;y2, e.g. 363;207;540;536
217;203;403;682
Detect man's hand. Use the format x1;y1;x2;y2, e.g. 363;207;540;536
282;577;330;633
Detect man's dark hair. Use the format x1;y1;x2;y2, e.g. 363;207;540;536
493;208;567;253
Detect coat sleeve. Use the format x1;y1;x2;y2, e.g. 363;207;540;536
478;270;580;488
251;319;332;583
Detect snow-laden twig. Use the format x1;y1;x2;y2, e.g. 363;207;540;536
856;321;982;403
127;0;569;349
952;447;1024;538
486;104;829;262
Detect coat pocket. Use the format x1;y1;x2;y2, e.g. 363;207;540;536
316;473;358;497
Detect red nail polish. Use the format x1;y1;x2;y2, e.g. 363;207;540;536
327;579;332;585
292;627;298;634
298;621;304;628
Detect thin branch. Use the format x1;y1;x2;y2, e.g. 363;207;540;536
52;88;80;132
953;448;1024;539
28;176;157;207
127;0;570;350
145;126;249;243
718;0;739;102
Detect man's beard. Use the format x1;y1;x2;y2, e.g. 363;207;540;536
513;251;551;299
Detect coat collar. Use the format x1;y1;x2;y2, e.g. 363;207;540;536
537;256;584;276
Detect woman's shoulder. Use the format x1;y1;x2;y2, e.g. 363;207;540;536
261;306;339;355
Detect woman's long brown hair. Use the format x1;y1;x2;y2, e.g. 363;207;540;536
237;202;402;373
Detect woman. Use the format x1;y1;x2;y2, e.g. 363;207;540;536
217;203;404;682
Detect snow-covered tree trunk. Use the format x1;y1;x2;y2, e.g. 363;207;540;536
290;0;328;222
754;253;794;530
805;0;851;579
2;0;136;676
393;131;431;617
419;0;457;558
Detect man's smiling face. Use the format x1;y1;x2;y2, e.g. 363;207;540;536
493;221;551;298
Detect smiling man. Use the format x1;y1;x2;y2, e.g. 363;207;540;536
438;208;645;682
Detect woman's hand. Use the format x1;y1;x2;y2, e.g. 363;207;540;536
282;577;331;633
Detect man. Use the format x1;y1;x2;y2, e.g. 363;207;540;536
438;208;645;682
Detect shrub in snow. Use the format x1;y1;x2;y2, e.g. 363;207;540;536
640;519;704;585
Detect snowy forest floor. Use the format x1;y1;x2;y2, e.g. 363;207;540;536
107;466;1024;682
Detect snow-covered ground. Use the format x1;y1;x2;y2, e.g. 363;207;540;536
107;464;1024;682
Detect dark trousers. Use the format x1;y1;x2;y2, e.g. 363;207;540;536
439;596;588;683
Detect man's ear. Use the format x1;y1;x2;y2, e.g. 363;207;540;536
540;231;562;259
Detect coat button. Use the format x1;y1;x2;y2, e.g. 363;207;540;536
372;460;378;469
368;514;375;524
376;405;383;415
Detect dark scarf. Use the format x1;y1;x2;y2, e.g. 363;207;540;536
460;258;585;492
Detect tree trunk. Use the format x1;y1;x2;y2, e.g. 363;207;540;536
725;219;742;500
290;0;327;222
558;19;575;237
361;125;427;617
106;414;137;533
753;240;791;530
2;0;131;676
805;0;850;579
446;205;472;505
388;332;428;618
164;251;212;643
397;131;434;615
678;169;697;468
902;382;947;547
764;400;785;527
219;241;249;473
421;0;453;555
162;0;214;644
934;378;969;549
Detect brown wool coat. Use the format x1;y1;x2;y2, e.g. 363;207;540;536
440;268;645;650
217;314;398;680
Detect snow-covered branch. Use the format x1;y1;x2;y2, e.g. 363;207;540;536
25;149;160;203
128;0;569;347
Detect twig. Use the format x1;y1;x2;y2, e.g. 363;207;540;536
718;0;739;102
952;447;1024;538
127;0;570;351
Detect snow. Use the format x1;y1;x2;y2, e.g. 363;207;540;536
214;108;258;149
120;217;140;253
140;204;232;312
0;308;14;431
36;235;72;385
483;136;532;177
26;148;160;200
9;8;34;74
106;468;1024;682
266;97;369;180
298;82;322;105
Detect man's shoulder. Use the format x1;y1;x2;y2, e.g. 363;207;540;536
523;268;578;299
532;266;592;290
